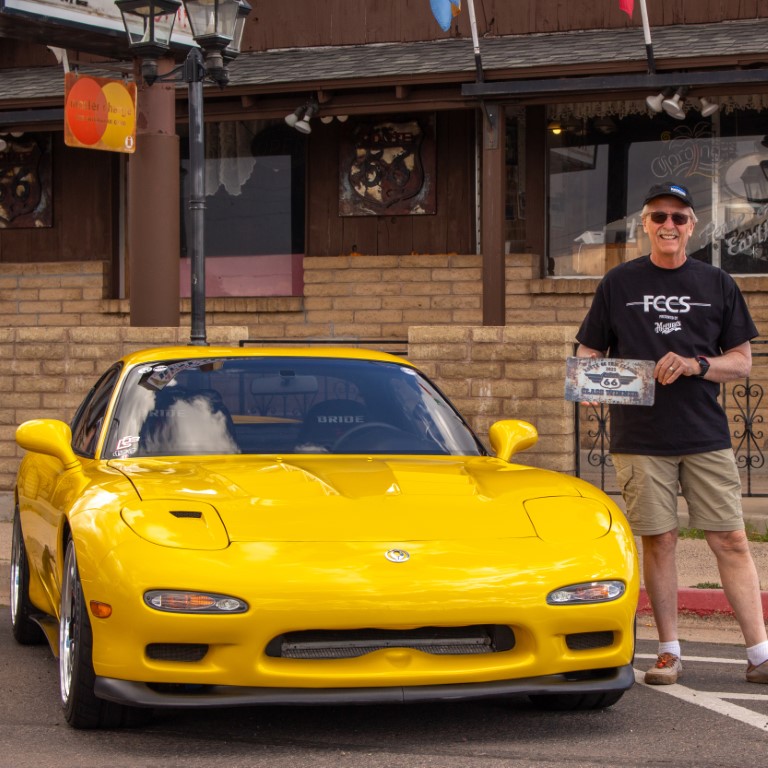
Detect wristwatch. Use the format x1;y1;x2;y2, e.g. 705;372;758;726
695;355;710;377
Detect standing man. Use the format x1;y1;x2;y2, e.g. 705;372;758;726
576;182;768;685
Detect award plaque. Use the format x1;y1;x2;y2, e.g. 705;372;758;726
564;357;656;406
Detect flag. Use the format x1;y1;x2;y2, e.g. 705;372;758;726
619;0;634;17
430;0;461;32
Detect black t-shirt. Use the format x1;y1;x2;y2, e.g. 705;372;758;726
576;255;757;455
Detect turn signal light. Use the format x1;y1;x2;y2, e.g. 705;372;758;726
144;590;248;614
89;601;113;618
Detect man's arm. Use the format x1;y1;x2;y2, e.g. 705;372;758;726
655;341;752;385
695;341;752;382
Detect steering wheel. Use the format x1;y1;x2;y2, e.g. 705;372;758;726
332;422;405;452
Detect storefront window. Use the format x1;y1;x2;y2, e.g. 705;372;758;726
179;119;305;297
546;105;768;276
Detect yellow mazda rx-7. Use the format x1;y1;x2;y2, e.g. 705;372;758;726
11;346;638;729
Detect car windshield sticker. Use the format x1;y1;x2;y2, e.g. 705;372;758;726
114;434;140;458
141;359;221;390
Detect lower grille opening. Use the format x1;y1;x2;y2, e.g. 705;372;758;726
266;625;515;659
146;643;209;662
565;631;615;651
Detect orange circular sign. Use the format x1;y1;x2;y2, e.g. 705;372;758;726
66;77;108;146
64;74;137;153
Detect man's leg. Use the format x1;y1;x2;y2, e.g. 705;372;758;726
642;529;680;642
612;453;683;684
706;529;767;647
681;450;768;681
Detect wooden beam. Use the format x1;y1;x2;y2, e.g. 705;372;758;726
481;103;506;326
525;106;546;275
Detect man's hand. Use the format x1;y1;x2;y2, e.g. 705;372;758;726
575;344;604;406
654;352;698;385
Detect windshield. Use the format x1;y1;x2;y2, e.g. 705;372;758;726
103;357;485;458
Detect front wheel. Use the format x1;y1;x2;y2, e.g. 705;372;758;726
10;510;45;645
59;537;148;729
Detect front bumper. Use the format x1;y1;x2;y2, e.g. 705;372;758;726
95;663;635;708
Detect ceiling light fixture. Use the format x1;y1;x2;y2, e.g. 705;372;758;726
294;99;318;134
662;87;688;120
698;97;720;117
284;105;305;128
285;98;319;134
646;88;673;114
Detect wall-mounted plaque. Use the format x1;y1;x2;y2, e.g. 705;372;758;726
339;115;436;216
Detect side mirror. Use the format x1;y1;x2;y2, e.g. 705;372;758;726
16;419;80;470
488;419;538;462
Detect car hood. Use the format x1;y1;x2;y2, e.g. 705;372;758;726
111;455;612;544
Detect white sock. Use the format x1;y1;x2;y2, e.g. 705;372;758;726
659;640;681;659
746;641;768;667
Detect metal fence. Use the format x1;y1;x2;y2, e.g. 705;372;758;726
575;340;768;497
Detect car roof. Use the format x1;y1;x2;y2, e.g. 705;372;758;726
119;345;413;368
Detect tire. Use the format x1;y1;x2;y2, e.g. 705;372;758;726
59;537;150;729
528;689;625;711
10;510;46;645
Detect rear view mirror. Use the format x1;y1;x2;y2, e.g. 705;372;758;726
250;374;319;396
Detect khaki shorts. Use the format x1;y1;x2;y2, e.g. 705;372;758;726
612;449;744;536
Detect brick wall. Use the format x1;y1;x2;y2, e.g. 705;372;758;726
0;255;605;338
408;325;578;472
4;256;768;491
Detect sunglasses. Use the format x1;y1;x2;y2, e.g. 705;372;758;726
647;211;691;226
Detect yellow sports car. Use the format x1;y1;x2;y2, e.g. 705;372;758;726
11;346;638;729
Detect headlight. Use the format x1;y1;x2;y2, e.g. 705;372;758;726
547;580;625;605
144;590;248;614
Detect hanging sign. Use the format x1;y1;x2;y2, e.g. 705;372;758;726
64;73;137;154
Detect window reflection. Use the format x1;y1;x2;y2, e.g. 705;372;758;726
545;107;768;276
178;120;305;297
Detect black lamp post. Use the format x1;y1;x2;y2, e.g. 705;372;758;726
116;0;249;345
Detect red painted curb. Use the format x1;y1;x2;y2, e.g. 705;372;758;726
638;587;768;618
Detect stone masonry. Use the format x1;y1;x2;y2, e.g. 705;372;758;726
2;256;767;491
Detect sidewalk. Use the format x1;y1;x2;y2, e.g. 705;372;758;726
0;492;766;618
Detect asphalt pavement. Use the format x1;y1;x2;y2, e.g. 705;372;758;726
1;491;767;621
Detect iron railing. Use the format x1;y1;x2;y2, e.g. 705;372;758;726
574;340;768;497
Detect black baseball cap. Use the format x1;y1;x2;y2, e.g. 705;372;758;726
643;182;695;211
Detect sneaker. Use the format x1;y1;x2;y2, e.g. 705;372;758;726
644;653;682;685
746;659;768;683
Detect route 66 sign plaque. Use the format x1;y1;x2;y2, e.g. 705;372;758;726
564;357;656;406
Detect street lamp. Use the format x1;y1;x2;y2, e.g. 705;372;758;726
740;162;768;211
116;0;249;345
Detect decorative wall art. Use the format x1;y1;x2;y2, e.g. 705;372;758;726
0;133;53;228
339;115;436;216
